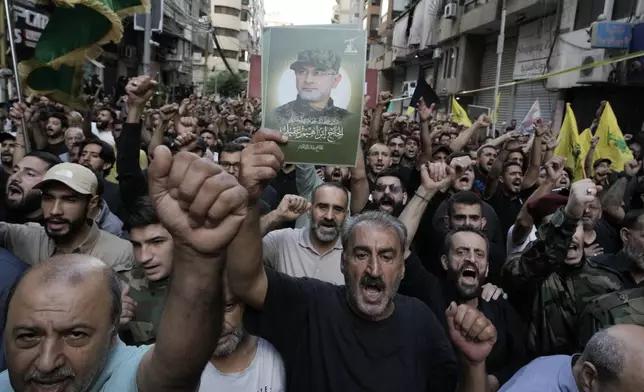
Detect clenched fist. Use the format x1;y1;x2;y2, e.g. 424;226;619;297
565;179;602;219
125;75;157;107
276;195;311;221
239;129;287;202
148;147;248;255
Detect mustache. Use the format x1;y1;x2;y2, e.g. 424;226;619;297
26;367;75;383
8;181;22;192
360;274;385;290
220;326;244;340
45;217;71;225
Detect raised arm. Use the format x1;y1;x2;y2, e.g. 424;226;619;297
137;147;248;392
584;136;599;178
521;121;546;190
227;129;286;310
449;115;490;153
349;144;369;214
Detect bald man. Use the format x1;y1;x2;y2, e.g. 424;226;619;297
1;254;144;391
499;324;644;392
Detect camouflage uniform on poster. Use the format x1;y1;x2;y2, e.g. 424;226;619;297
502;208;624;358
120;266;169;345
273;49;349;126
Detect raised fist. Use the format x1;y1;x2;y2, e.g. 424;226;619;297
276;195;311;221
148;148;248;255
565;179;602;219
238;129;286;202
125;75;157;107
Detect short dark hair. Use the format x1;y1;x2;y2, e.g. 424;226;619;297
24;150;62;170
312;182;349;209
447;191;483;218
502;161;523;174
99;106;117;120
375;168;407;193
443;226;490;257
48;112;69;129
220;143;244;154
79;139;116;176
125;197;161;230
387;133;405;144
622;209;644;231
477;144;497;157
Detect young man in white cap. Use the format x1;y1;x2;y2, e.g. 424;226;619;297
0;162;134;273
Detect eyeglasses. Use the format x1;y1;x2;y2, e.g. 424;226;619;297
375;183;403;193
220;161;240;171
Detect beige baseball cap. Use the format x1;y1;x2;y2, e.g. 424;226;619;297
34;163;98;195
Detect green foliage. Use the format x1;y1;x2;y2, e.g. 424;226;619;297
205;71;247;97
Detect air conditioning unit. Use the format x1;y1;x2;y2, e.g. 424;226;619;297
577;49;613;84
443;2;457;19
433;47;443;59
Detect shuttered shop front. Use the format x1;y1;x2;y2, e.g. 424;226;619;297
476;33;517;128
512;81;557;124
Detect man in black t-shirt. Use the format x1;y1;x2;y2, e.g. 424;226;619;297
227;129;498;392
484;161;525;242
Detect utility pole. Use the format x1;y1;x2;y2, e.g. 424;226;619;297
491;0;507;137
142;10;152;75
204;28;211;93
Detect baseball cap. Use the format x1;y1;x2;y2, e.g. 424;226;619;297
593;158;612;169
290;49;341;72
0;132;15;143
34;162;98;195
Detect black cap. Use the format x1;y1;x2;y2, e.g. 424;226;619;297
195;137;207;152
0;132;16;143
593;158;612;169
432;145;451;157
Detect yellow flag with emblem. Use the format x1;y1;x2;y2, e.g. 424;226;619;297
451;97;472;127
594;102;633;171
554;103;585;180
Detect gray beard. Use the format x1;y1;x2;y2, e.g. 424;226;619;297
624;242;644;271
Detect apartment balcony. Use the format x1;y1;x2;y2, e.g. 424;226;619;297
459;0;500;35
506;0;557;22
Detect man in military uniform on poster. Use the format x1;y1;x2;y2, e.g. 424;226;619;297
274;49;349;124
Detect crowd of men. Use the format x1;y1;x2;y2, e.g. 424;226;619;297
0;66;642;392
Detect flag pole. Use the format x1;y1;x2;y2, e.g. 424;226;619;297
491;0;507;137
3;0;31;152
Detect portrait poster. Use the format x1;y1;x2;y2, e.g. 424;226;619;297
261;27;366;166
261;28;271;104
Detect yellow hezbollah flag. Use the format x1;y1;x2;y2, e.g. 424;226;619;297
491;92;500;123
594;102;633;171
554;103;585;180
579;128;592;158
451;97;472;127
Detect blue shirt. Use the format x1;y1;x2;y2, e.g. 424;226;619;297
0;339;151;391
0;249;28;372
499;355;579;392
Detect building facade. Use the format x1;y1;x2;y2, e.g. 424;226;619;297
370;0;644;135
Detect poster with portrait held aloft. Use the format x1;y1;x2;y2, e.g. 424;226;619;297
261;26;366;166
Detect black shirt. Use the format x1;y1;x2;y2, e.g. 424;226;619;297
485;189;523;243
245;267;459;392
43;141;67;156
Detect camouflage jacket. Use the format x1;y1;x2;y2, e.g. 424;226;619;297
120;267;169;345
502;208;624;357
269;97;349;127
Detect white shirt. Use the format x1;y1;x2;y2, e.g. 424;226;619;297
198;338;285;392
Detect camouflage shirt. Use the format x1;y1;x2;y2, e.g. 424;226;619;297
271;96;349;127
120;267;169;345
502;208;624;357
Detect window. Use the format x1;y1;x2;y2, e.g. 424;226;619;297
362;16;368;30
240;10;249;21
371;0;381;5
238;50;248;62
214;5;240;16
241;0;249;4
574;0;605;30
612;0;635;20
442;47;459;79
370;14;379;29
217;49;238;59
216;27;239;38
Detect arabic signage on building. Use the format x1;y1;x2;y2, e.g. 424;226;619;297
591;21;632;49
513;15;557;80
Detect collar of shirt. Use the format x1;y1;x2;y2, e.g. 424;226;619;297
49;221;101;255
299;227;342;256
94;199;110;226
558;354;581;391
294;95;336;112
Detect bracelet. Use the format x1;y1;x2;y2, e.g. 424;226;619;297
415;191;430;202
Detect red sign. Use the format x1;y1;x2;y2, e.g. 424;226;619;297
247;55;261;99
365;68;377;109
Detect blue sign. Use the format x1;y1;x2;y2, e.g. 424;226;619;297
591;21;633;49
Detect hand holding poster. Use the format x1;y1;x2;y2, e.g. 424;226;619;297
262;27;366;166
